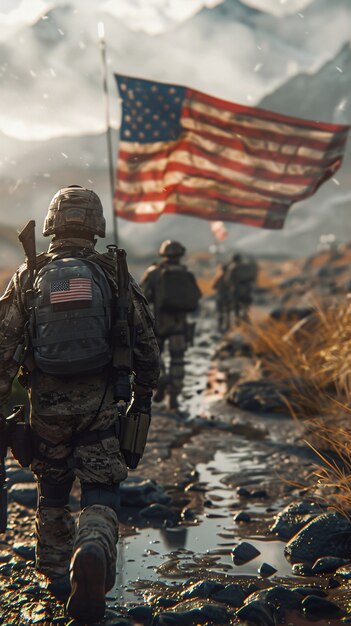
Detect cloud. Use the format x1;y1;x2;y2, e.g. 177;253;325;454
101;0;224;35
239;0;314;17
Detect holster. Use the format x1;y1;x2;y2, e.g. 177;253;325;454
119;411;151;469
7;405;34;468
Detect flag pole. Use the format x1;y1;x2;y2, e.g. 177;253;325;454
98;21;118;246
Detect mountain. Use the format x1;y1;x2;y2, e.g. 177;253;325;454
0;0;351;265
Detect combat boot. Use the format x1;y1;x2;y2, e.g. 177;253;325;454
168;390;179;411
66;542;107;623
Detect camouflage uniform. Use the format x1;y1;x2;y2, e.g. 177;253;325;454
0;235;160;586
225;254;258;322
140;245;199;409
212;265;232;332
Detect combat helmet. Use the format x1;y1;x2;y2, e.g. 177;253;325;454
43;185;106;238
159;240;185;258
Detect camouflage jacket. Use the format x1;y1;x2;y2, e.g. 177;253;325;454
0;238;160;411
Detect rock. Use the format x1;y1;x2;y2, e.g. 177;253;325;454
285;512;351;564
270;500;322;540
153;609;202;625
127;605;153;623
236;487;251;498
8;483;37;508
258;562;277;578
251;489;268;498
120;477;170;508
140;503;176;521
181;579;224;600
291;562;314;576
336;565;351;580
153;598;177;609
302;595;342;618
198;604;229;623
236;601;274;625
6;467;35;485
227;380;290;413
245;586;302;611
13;543;35;561
234;511;251;523
292;587;327;598
312;556;350;574
232;541;260;565
212;583;246;607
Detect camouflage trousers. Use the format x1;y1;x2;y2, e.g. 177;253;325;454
157;334;187;395
29;372;128;584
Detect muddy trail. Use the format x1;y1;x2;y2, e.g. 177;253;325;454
1;297;351;625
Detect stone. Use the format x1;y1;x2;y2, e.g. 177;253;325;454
312;556;350;574
140;503;176;521
234;511;251;523
13;543;35;561
212;583;246;607
258;562;277;578
236;601;274;626
302;595;342;619
8;483;37;508
120;477;170;508
285;512;351;564
270;500;322;540
232;542;260;565
181;579;224;600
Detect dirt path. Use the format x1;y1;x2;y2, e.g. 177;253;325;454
0;298;348;625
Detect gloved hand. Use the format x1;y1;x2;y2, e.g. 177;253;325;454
127;392;152;417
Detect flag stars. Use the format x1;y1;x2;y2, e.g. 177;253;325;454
151;85;158;92
136;101;143;108
124;129;131;137
127;90;135;99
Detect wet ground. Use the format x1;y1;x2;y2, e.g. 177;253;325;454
1;298;350;624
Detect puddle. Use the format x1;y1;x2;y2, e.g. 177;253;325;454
113;448;292;606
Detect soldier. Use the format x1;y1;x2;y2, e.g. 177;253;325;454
0;186;160;623
140;240;201;411
212;263;232;332
226;253;258;322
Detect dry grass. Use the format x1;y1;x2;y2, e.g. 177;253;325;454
242;300;351;513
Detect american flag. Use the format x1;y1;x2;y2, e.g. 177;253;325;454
50;278;92;304
114;75;349;229
211;221;229;241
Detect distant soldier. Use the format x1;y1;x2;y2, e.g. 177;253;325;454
227;253;258;322
0;186;160;623
140;240;201;411
212;263;232;332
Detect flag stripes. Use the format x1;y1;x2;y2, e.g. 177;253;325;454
114;75;349;228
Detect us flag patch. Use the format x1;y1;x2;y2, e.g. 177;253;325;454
50;278;92;304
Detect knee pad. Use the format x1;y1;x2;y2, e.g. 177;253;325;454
38;474;74;508
80;483;120;516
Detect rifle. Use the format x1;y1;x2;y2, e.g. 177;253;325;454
18;219;37;297
109;248;151;469
0;405;32;534
112;248;132;403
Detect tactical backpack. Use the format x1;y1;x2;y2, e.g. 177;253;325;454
155;265;201;313
228;260;258;285
28;256;113;375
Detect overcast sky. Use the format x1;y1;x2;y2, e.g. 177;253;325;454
0;0;350;259
0;0;349;141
